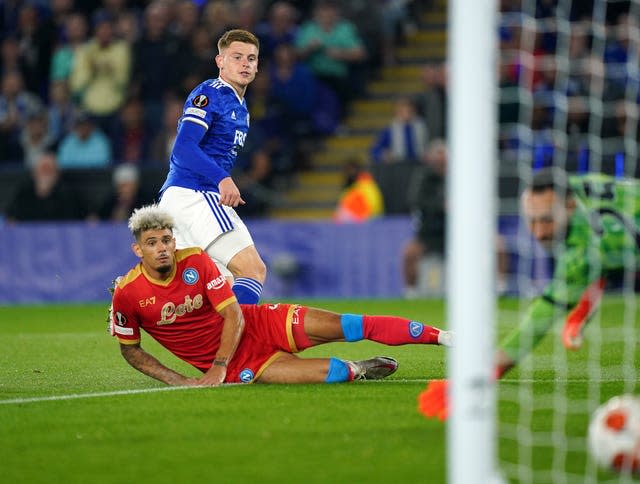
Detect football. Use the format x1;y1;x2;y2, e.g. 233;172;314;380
588;394;640;474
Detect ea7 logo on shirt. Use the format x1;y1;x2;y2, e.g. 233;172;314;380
206;274;226;290
182;268;199;285
292;305;301;325
139;296;156;307
192;94;208;108
157;294;204;325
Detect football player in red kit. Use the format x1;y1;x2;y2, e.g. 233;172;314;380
111;205;453;386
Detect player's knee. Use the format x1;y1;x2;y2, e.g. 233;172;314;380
254;258;267;281
229;254;267;282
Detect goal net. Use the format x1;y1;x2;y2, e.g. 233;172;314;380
494;0;640;482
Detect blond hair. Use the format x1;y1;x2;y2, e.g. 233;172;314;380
128;204;175;241
217;29;260;53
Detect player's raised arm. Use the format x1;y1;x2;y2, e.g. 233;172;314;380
120;343;199;386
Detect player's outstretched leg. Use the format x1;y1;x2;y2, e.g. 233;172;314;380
300;307;453;348
257;354;398;384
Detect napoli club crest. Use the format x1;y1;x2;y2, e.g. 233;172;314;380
409;321;424;338
182;268;199;285
239;368;255;383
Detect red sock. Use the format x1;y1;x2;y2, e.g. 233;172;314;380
362;315;441;345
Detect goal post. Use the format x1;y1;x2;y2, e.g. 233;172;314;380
446;0;501;483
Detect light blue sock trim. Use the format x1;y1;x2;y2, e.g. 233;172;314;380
340;314;364;342
325;357;350;383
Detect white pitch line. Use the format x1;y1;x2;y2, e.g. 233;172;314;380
0;385;210;405
0;379;428;405
0;377;629;406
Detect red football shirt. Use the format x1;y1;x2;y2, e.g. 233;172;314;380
112;247;237;371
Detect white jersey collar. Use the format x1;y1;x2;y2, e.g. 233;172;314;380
217;77;245;104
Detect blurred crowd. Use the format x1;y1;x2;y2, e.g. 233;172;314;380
497;0;640;173
369;0;640;174
360;0;640;297
0;0;426;220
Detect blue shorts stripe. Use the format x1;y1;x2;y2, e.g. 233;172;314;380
209;192;234;230
201;191;233;233
203;192;230;231
201;191;225;231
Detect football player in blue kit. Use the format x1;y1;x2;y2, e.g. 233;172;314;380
158;29;266;304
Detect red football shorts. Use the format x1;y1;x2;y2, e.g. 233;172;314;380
225;304;311;383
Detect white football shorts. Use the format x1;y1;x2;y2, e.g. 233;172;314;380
158;186;255;277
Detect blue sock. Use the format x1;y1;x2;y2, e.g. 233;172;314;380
340;314;364;342
232;278;263;304
325;357;351;383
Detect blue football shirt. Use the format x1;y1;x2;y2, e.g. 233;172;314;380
161;77;250;193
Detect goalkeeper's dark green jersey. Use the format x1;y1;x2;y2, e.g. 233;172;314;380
502;173;640;361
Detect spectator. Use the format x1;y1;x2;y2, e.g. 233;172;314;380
0;35;23;79
57;112;112;168
269;42;318;140
174;26;215;98
93;163;154;221
401;139;447;298
115;10;141;45
604;13;636;94
255;1;299;60
202;1;234;44
295;0;366;117
0;2;21;37
172;0;200;43
150;96;182;165
419;62;447;141
233;123;276;218
49;0;75;35
50;12;89;82
96;0;132;25
132;1;183;134
20;109;56;169
69;12;131;138
47;79;77;145
370;96;428;164
341;0;384;70
334;158;384;223
235;0;263;34
378;0;411;67
0;70;42;163
5;151;87;221
15;4;55;97
247;70;295;176
113;97;149;164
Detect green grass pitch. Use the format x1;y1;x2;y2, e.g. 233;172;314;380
0;298;637;483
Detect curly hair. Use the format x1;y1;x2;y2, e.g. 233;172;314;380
127;204;174;241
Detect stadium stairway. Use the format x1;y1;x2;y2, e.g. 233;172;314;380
268;2;448;220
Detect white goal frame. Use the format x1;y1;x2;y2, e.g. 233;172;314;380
446;1;501;483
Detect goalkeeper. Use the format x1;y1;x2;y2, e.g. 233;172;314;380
421;167;640;419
